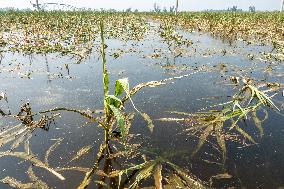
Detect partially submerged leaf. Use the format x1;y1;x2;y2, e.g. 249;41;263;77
0;125;29;148
1;167;50;189
215;123;226;164
55;166;91;173
209;173;232;187
70;145;93;162
157;117;186;122
141;112;154;133
166;173;188;188
115;78;129;96
0;151;65;181
235;125;256;144
251;108;268;138
191;124;214;157
154;164;163;189
129;160;158;189
1;177;35;189
27;166;50;189
45;138;63;165
211;173;232;180
77;143;106;189
10;132;32;151
166;161;208;189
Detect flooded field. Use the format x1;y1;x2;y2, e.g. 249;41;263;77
0;12;284;189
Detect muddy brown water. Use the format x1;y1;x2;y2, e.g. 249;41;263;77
0;24;284;189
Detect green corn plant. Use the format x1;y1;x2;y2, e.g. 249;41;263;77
100;19;136;142
77;19;153;189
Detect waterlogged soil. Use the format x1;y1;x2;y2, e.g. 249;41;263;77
0;22;284;189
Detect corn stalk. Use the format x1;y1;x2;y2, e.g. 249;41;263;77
100;19;113;147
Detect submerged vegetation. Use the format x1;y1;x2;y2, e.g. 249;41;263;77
152;12;284;62
0;11;284;188
160;78;280;165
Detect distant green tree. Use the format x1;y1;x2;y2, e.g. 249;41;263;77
163;7;167;12
154;3;161;12
227;6;242;12
249;6;256;12
169;6;175;13
231;6;238;11
0;7;17;12
125;7;132;12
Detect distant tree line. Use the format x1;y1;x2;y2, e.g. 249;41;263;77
0;7;32;12
226;6;242;12
205;6;256;12
0;2;259;13
153;3;175;13
228;6;256;12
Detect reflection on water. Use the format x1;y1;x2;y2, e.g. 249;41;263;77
0;23;284;189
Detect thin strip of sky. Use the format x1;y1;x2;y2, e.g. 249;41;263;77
0;0;281;11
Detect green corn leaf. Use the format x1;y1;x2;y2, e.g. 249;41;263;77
106;95;122;108
115;78;129;96
109;105;126;141
116;78;155;132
